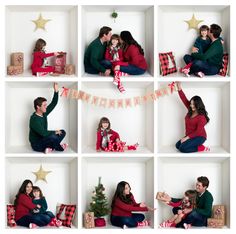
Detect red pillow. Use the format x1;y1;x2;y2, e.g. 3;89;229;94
56;204;76;228
218;53;229;76
7;204;17;227
159;52;177;76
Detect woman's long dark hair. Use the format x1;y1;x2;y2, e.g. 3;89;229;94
189;96;210;123
97;117;111;131
120;31;144;55
14;179;33;206
111;181;133;208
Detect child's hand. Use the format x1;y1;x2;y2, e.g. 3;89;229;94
55;130;62;135
36;204;41;208
181;136;190;143
54;52;59;56
191;47;199;53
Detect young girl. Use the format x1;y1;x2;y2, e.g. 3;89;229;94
31;38;59;77
159;190;197;228
96;117;139;152
180;25;211;77
32;186;62;228
105;34;128;93
110;181;155;229
175;82;210;153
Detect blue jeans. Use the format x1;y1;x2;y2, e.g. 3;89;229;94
120;64;146;75
31;130;66;152
16;214;52;227
85;60;112;74
110;213;145;228
176;136;206;153
175;210;207;228
183;54;219;75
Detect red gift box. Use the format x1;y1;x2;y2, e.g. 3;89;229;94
94;218;106;227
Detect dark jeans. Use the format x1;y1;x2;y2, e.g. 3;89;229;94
176;136;206;153
120;64;146;75
85;60;112;74
175;210;207;228
110;213;145;228
183;54;219;75
31;130;66;152
16;213;52;227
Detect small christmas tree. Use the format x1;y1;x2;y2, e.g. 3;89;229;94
89;177;110;218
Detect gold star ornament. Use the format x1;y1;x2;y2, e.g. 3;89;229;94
32;13;51;31
33;165;51;183
184;14;203;30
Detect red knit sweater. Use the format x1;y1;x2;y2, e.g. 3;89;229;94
178;90;207;139
15;193;37;221
31;51;54;74
96;129;120;150
123;45;147;70
111;194;148;217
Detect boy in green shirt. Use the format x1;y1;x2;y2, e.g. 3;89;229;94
29;83;67;154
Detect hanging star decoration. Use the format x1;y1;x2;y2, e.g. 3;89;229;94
32;13;51;31
32;165;51;183
184;14;203;30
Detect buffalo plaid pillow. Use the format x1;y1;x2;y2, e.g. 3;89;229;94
218;53;229;76
7;205;17;227
159;52;177;76
56;204;76;228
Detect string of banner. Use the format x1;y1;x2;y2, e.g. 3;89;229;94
60;82;177;108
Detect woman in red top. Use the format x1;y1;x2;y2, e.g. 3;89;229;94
31;38;59;76
110;181;155;228
96;117;139;152
176;82;210;153
14;180;52;228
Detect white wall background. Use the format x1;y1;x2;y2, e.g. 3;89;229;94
5;6;78;73
157;157;230;226
5;82;78;152
81;82;154;152
5;157;78;226
81;6;154;75
157;82;230;152
158;6;230;69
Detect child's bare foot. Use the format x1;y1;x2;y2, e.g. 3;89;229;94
44;148;53;154
61;143;68;151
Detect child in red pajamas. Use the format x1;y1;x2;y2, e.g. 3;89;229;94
31;38;59;76
159;190;197;228
105;34;128;93
96;117;139;152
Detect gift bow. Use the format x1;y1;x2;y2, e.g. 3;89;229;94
168;82;176;94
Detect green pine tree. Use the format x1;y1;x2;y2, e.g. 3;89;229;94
89;177;110;218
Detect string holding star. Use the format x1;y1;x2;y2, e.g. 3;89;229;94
32;13;51;31
32;165;51;183
185;14;203;30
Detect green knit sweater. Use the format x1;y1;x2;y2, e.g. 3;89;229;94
33;197;48;213
194;190;213;218
192;38;223;69
84;37;107;73
29;92;58;144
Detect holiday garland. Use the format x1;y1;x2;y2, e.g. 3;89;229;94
61;82;177;109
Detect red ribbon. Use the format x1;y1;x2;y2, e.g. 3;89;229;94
168;82;176;94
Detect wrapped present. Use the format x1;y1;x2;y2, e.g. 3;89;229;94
84;212;95;228
207;218;224;228
54;65;65;74
7;65;23;75
156;192;170;202
65;64;75;75
212;205;225;225
11;52;24;67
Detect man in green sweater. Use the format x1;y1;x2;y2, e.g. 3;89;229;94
84;26;112;75
29;83;67;154
160;176;213;228
183;24;223;77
